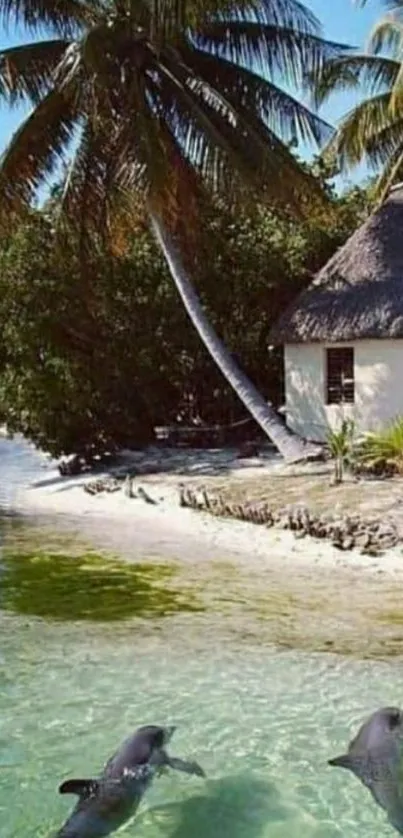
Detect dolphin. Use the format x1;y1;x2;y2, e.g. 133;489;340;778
55;724;205;838
328;706;403;834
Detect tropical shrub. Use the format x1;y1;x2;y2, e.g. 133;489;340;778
0;216;159;456
353;417;403;477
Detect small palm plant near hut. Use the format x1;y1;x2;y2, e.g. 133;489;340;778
327;418;355;484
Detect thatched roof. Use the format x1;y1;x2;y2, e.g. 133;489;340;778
270;183;403;344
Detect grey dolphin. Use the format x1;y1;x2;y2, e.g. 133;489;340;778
55;724;205;838
329;706;403;833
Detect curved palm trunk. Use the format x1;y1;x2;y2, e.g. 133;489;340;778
150;213;322;463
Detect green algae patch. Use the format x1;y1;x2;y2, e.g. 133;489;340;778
0;550;205;622
375;610;403;626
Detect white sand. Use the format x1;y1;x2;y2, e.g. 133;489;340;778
10;445;403;578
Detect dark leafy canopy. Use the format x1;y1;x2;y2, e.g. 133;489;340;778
0;178;372;457
0;0;349;235
315;1;403;199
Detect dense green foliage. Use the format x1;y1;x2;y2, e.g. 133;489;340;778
0;180;373;457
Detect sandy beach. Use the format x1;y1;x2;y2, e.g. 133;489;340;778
2;437;403;657
9;442;403;578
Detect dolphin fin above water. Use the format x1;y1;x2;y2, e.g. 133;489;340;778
59;779;100;799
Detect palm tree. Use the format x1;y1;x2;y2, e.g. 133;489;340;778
315;0;403;200
0;0;345;461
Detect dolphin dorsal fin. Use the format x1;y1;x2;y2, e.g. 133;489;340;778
59;778;99;799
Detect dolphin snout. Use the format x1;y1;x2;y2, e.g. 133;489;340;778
328;754;351;770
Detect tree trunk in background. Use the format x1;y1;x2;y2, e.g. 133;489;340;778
150;212;322;463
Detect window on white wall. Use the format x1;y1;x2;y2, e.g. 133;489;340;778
326;347;354;404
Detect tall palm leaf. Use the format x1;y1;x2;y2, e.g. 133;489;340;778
315;2;403;200
0;0;348;461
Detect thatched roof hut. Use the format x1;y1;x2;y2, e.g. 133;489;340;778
270;183;403;344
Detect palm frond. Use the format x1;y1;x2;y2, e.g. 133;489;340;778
364;117;403;166
60;77;201;245
192;22;350;89
151;52;255;190
368;14;403;56
366;11;403;116
56;118;106;228
57;68;158;236
173;43;332;145
357;0;403;5
389;62;403;114
0;0;100;35
148;81;239;200
115;43;254;202
143;46;326;212
322;92;393;170
0;40;69;106
357;1;403;10
182;0;321;34
114;105;205;247
0;0;338;234
0;84;80;225
374;140;403;202
314;54;398;107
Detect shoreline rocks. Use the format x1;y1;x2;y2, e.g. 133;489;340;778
83;474;158;505
80;471;400;557
178;487;399;556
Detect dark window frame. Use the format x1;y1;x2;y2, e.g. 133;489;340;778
325;346;355;405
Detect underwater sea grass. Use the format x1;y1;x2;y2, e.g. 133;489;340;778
0;550;204;622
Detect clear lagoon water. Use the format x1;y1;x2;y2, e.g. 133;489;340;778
1;437;403;838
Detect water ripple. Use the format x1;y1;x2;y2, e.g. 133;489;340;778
1;618;403;838
0;436;52;511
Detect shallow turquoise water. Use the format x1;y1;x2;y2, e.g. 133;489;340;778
2;610;403;838
1;437;403;838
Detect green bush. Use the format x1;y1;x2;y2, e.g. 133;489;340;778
0;218;160;456
353;417;403;477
